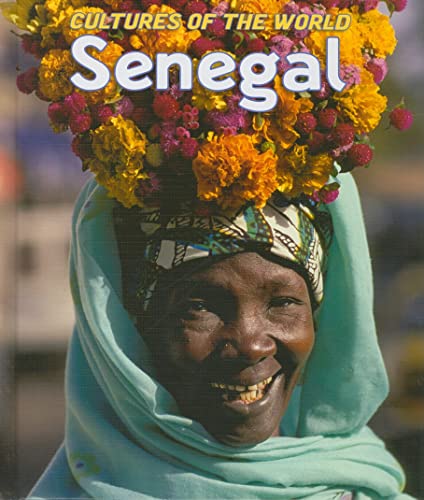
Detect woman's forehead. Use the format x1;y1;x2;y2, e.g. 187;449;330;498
162;252;309;294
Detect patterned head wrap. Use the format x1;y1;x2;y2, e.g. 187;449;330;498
115;195;333;312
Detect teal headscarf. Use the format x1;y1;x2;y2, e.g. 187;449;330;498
29;174;413;499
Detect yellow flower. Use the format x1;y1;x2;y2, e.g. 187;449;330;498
1;0;46;33
193;134;278;210
40;5;72;48
79;41;124;105
306;7;396;66
191;53;237;112
102;0;120;9
130;4;200;60
334;70;387;133
229;0;289;39
305;9;364;67
44;0;88;16
86;116;148;208
261;78;313;151
39;0;90;47
62;6;105;44
355;8;396;58
38;49;76;101
277;145;334;199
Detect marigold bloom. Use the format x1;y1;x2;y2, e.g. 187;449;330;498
305;9;364;67
129;4;200;60
86;116;149;208
229;0;289;39
277;145;334;199
334;70;387;133
193;134;278;210
262;80;313;151
62;6;105;44
355;8;397;58
38;49;77;101
80;41;124;105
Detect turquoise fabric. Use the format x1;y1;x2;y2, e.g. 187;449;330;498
30;174;413;499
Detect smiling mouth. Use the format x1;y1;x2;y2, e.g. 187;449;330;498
210;376;274;404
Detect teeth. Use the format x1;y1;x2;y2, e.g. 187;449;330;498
220;389;265;404
210;375;274;395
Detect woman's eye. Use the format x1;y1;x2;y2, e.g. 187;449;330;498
178;300;209;317
188;300;208;312
268;297;297;309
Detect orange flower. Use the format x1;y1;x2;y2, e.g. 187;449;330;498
277;145;334;199
263;79;313;151
193;134;278;210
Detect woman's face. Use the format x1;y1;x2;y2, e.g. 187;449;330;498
142;252;315;446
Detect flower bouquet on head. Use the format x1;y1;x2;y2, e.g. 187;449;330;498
2;0;412;212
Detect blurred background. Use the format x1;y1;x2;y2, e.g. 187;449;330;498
0;2;423;498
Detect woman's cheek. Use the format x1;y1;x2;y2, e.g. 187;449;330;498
270;311;315;358
165;318;220;367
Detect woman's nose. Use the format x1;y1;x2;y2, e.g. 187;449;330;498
218;311;277;364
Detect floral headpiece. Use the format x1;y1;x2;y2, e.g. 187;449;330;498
2;0;412;211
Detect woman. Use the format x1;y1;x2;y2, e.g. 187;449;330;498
1;1;413;496
28;173;412;499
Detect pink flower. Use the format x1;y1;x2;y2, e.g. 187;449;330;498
312;187;340;204
313;79;331;100
283;2;300;15
21;35;43;59
176;126;190;139
207;17;226;37
153;94;180;121
365;58;388;84
138;172;161;196
191;37;216;57
211;0;229;15
389;107;413;131
72;135;92;160
247;38;266;53
160;123;180;156
70;113;92;134
115;96;134;118
64;92;86;115
16;67;38;94
180;104;199;130
269;35;294;73
346;143;373;167
167;0;187;9
206;104;250;133
48;102;69;129
339;64;361;89
95;105;114;123
184;0;208;16
180;137;199;159
391;0;407;12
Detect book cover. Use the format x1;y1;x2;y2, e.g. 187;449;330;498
0;1;422;498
